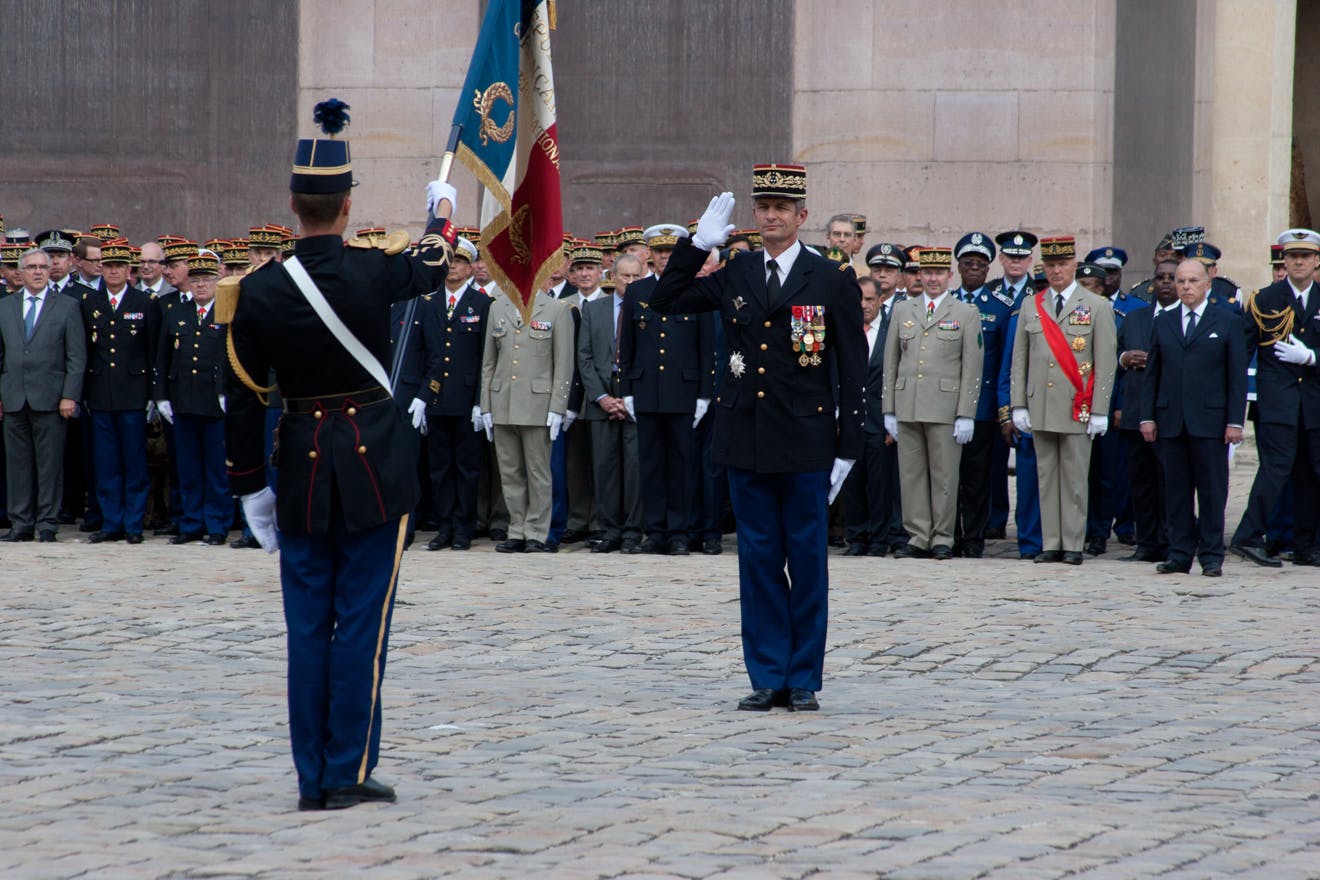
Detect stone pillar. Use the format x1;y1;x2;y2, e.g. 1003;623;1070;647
792;0;1117;251
298;0;482;237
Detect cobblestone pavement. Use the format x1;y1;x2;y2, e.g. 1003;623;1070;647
2;449;1318;879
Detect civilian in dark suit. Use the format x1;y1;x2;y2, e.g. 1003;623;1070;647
422;241;491;551
1113;260;1180;562
578;254;643;553
649;168;866;713
81;239;158;544
843;275;902;556
619;225;716;555
1139;258;1247;577
0;248;86;541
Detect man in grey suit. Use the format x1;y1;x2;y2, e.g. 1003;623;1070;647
578;254;643;553
0;249;86;541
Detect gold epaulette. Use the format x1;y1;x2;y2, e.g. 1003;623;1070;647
214;275;241;324
346;229;411;255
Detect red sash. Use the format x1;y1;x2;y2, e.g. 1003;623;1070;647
1035;290;1093;423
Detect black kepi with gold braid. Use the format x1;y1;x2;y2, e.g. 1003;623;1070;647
292;98;354;194
751;163;806;199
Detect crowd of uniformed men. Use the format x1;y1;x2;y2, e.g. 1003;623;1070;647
1;210;1318;575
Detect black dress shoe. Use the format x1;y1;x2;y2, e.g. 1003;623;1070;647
451;536;471;551
591;538;621;554
560;528;588;544
1019;551;1040;560
79;520;101;533
1292;551;1320;567
737;688;787;711
1;529;35;542
636;537;665;554
204;534;227;546
1230;543;1282;568
153;524;179;537
37;530;57;543
867;543;888;557
667;538;690;556
57;511;76;525
1034;550;1063;563
1084;538;1106;556
828;536;846;548
1202;564;1223;577
622;539;641;554
1061;551;1083;565
87;530;124;543
984;527;1007;540
125;533;144;545
1123;548;1163;562
542;542;559;553
488;528;508;542
324;777;396;810
931;544;954;560
892;544;929;559
230;535;261;549
1117;533;1136;546
495;538;525;553
426;534;451;551
787;688;819;712
961;541;983;559
843;542;867;556
170;531;203;545
1156;560;1190;574
524;539;548;553
702;537;723;555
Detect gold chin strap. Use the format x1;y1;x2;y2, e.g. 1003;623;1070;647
1245;288;1294;346
216;274;277;406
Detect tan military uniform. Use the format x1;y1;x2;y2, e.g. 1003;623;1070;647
481;292;575;542
1010;284;1117;552
882;293;983;549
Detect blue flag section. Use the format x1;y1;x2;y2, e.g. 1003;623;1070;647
452;0;523;208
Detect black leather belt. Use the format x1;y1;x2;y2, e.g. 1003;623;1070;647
282;386;391;414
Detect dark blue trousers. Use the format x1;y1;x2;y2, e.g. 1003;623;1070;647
727;467;830;693
988;433;1010;531
173;414;230;536
161;420;182;527
91;410;148;534
279;516;407;800
1014;434;1043;556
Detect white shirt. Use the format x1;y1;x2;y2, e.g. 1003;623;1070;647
22;287;48;327
863;316;879;359
764;240;802;286
1001;277;1026;303
1049;281;1078;315
140;280;161;296
106;284;130;310
578;287;602;308
923;291;948;314
1288;278;1311;310
1183;299;1207;334
196;301;212;322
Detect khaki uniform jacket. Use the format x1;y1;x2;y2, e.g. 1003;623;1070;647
1010;285;1117;433
882;294;983;423
481;292;575;426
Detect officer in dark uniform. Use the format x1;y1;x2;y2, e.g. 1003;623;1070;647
619;224;716;555
82;238;158;544
223;99;456;810
649;165;866;713
422;237;490;551
1180;241;1244;313
951;232;1011;558
152;236;200;537
153;252;229;544
1128;232;1180;304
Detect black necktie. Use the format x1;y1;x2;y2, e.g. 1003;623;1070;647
766;259;781;300
1185;309;1197;340
1054;293;1064;317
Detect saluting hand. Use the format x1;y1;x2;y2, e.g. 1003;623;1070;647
692;193;736;252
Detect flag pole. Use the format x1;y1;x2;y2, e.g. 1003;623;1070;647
438;124;463;183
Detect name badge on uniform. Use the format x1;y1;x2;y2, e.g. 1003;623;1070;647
530;320;552;331
938;319;961;331
1069;306;1091;326
791;304;826;366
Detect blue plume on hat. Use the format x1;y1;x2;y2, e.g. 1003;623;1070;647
312;98;351;137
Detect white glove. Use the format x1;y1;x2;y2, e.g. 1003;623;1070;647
240;487;279;554
1274;333;1317;366
408;397;427;432
1087;414;1109;438
953;416;974;445
691;192;736;251
564;409;578;432
425;180;458;218
471;405;484;433
624;395;636;421
693;398;710;428
1012;407;1032;434
155;400;174;425
827;458;855;505
217;395;226;413
481;411;493;441
883;413;898;438
547;411;563;442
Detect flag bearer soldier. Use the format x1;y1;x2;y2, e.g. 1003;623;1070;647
1010;236;1117;565
223;98;458;809
649;165;866;713
82;238;158;544
153;252;230;545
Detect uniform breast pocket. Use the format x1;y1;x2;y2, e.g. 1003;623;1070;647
529;328;551;341
491;325;508;340
936;329;961;344
726;311;751;327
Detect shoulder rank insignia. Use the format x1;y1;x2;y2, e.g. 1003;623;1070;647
992;287;1015;307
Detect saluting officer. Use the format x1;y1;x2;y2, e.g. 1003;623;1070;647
153;252;229;545
82;238;158;544
1010;236;1117;565
883;246;982;560
619;224;716;555
649;165;866;713
223;99;458;810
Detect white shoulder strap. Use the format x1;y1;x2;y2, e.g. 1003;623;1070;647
283;256;393;397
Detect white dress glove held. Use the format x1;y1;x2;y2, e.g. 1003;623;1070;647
953;416;974;445
241;487;279;554
827;458;855;505
1012;407;1032;434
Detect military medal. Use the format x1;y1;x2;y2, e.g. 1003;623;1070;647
732;296;746;310
1078;361;1092;377
1072;335;1087;352
728;351;746;378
